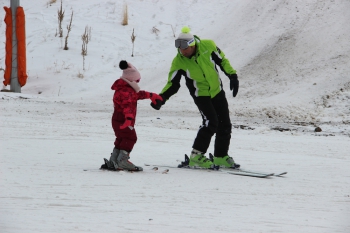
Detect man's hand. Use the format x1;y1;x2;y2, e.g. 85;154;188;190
229;74;239;97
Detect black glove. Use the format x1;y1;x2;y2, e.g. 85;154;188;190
150;94;165;110
229;74;239;97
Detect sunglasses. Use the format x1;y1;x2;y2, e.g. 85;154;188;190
175;38;195;49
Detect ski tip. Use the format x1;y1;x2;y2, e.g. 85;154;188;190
275;172;288;176
258;173;274;178
162;169;169;174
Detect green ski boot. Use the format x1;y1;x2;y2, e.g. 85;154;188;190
213;155;240;168
189;150;214;169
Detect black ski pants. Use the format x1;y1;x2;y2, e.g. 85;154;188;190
192;90;232;157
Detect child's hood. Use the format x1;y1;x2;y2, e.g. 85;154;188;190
111;78;128;91
111;78;140;93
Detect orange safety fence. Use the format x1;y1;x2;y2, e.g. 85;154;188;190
3;6;27;87
16;7;27;87
3;6;12;86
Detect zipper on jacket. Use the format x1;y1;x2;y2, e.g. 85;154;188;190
194;58;206;79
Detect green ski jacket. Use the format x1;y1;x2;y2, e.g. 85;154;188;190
160;35;236;100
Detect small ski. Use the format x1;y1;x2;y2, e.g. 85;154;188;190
98;158;142;172
99;158;121;171
82;159;120;172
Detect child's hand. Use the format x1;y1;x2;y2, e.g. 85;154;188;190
120;117;133;129
149;93;163;105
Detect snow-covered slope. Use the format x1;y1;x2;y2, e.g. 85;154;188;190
1;0;349;125
1;0;350;233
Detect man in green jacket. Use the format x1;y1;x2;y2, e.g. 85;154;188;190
151;26;240;169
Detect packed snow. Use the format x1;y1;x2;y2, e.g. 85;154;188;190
1;0;350;232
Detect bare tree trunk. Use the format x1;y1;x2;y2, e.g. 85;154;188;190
64;11;73;50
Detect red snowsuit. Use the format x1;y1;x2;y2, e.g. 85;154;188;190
111;78;150;152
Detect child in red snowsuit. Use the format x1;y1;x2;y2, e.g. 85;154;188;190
101;60;163;171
